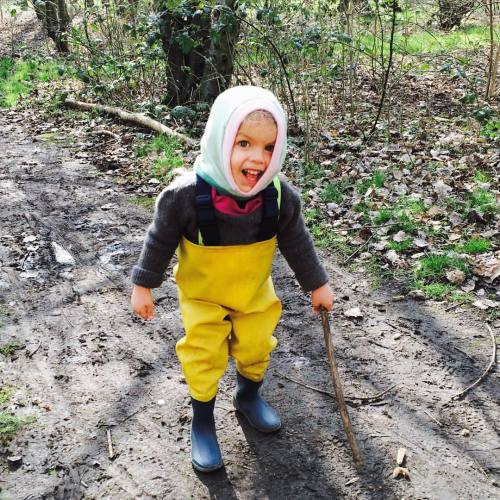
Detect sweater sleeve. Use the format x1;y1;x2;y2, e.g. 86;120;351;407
277;180;329;292
131;187;183;288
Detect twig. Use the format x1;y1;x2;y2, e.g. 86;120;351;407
320;309;363;467
447;324;497;403
423;409;444;427
107;428;115;459
453;346;475;362
366;0;398;142
275;370;397;402
342;235;374;265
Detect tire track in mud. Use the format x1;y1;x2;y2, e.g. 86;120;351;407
1;112;499;499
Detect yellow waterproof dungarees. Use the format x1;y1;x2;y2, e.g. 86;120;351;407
174;207;282;402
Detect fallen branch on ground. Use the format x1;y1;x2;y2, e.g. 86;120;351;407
63;98;197;146
445;324;497;404
275;370;397;404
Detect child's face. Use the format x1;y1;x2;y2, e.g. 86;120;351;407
230;117;277;192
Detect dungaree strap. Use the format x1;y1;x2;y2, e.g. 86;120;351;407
195;175;280;245
195;175;220;246
258;179;280;241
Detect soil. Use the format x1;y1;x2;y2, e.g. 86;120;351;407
1;106;500;500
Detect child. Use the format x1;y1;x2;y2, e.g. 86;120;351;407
131;86;334;472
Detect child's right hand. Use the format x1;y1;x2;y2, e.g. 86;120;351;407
131;285;154;320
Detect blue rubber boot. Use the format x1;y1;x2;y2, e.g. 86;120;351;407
190;397;223;472
233;372;281;433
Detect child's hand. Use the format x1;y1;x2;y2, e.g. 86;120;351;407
311;283;334;313
131;285;154;320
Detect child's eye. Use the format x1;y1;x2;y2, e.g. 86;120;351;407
238;140;249;147
265;144;275;152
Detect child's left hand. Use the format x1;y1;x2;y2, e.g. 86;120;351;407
311;283;334;313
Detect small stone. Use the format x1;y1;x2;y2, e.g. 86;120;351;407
392;466;410;479
7;456;22;469
446;269;466;285
396;447;406;466
392;295;405;301
344;307;364;319
393;333;402;340
460;428;470;437
408;290;426;301
157;399;166;406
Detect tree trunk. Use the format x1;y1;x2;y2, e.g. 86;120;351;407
157;1;240;105
200;0;240;103
438;0;475;30
34;0;71;53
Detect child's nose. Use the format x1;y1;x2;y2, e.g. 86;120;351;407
250;147;265;163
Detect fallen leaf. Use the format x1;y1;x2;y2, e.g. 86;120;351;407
461;280;476;292
427;206;446;218
472;253;500;282
393;230;407;242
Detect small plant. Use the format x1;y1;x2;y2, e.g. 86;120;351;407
0;342;22;358
473;170;491;183
0;386;13;405
372;169;386;189
480;119;500;140
456;237;492;254
373;208;394;225
131;196;155;211
420;283;455;299
320;181;347;203
0;411;36;444
415;253;468;283
0;57;65;107
470;188;498;215
387;239;412;252
450;291;474;304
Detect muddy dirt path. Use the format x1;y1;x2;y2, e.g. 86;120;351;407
0;111;499;499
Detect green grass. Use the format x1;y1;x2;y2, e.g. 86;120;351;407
0;387;13;405
450;291;474;304
373;169;386;188
480;118;500;140
473;170;491;183
397;25;493;55
0;411;36;444
320;180;348;203
0;342;22;358
470;188;498;215
387;239;412;252
355;169;386;194
301;162;324;189
135;134;184;184
0;57;64;107
131;196;155;211
420;282;455;299
135;134;180;157
455;237;492;254
415;253;468;283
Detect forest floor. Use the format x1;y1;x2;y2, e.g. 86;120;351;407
1;107;500;500
1;8;500;500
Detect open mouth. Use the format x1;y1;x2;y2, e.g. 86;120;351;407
242;169;263;185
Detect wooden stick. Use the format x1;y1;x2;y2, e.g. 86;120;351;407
320;308;364;467
423;409;443;427
63;98;197;146
107;429;115;459
275;370;397;403
449;324;497;402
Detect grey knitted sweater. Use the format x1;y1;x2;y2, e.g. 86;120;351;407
131;172;328;292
